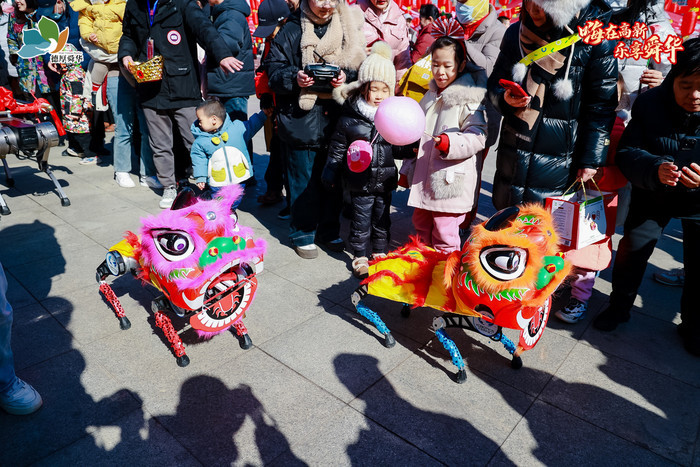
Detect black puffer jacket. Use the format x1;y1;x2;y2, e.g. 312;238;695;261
206;0;255;98
616;79;700;220
119;0;230;110
487;0;618;209
263;10;359;149
324;97;402;194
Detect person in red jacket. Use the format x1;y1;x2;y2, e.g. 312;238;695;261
410;4;438;64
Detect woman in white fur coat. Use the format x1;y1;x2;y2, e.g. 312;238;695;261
405;30;488;253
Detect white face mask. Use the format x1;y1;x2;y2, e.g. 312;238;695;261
455;0;487;25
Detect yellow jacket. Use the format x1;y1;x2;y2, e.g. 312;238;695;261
71;0;126;54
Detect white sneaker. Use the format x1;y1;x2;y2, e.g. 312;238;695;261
0;377;42;415
159;186;178;209
115;172;136;188
140;175;163;189
555;298;588;324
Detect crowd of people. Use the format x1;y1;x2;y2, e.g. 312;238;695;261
1;0;699;415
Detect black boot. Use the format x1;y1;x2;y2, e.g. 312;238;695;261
678;323;700;357
593;306;631;332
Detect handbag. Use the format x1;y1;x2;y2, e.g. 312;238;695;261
545;179;609;250
128;55;164;83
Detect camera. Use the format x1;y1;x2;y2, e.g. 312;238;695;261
303;52;340;92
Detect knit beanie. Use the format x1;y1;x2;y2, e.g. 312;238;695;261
358;41;396;93
333;41;396;103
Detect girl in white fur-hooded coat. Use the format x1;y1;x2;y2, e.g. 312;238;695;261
405;24;488;253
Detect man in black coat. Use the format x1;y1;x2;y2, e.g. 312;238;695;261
119;0;243;208
593;39;700;358
206;0;256;174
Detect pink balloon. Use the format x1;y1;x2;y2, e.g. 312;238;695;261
375;96;426;146
347;139;372;173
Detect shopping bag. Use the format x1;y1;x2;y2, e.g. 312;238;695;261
545;183;608;250
585;188;617;237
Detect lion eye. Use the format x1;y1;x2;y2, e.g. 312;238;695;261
152;230;195;262
480;246;528;281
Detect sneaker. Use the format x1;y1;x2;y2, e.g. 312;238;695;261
140;175;163;189
593;305;631;332
654;268;685;287
555;298;588;323
352;256;369;278
78;156;99;165
62;147;82;157
324;238;345;252
159;186;178;209
257;191;283;205
115;172;135;188
277;206;291;220
293;243;318;259
0;377;42;415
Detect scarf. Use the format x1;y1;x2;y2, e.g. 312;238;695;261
509;13;576;146
298;0;366;110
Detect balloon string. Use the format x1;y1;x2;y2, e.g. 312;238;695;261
370;132;379;145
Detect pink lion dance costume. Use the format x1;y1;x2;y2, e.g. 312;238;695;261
95;185;266;366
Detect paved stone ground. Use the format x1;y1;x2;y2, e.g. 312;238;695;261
0;107;698;466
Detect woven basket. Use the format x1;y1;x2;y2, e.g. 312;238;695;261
128;56;164;83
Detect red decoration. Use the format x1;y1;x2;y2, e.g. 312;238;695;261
682;9;698;36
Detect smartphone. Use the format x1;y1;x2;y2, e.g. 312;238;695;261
675;136;700;169
499;79;529;98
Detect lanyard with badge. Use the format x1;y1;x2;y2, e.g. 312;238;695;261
146;0;158;59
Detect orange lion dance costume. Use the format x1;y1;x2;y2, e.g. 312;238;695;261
350;205;570;383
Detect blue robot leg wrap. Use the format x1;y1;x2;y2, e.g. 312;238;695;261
355;300;391;335
435;328;465;370
500;333;517;355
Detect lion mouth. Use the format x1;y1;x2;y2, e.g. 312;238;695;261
190;265;257;332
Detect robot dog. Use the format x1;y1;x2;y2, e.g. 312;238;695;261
0;87;68;214
96;185;266;366
351;205;570;383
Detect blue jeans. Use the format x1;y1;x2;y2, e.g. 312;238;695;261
285;146;342;247
106;74;156;177
222;96;253;166
0;264;16;394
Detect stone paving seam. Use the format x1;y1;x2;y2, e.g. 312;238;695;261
26;406;159;467
263;348;447;466
576;314;700;390
533;399;685;466
144;413;209;467
323;403;450;466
